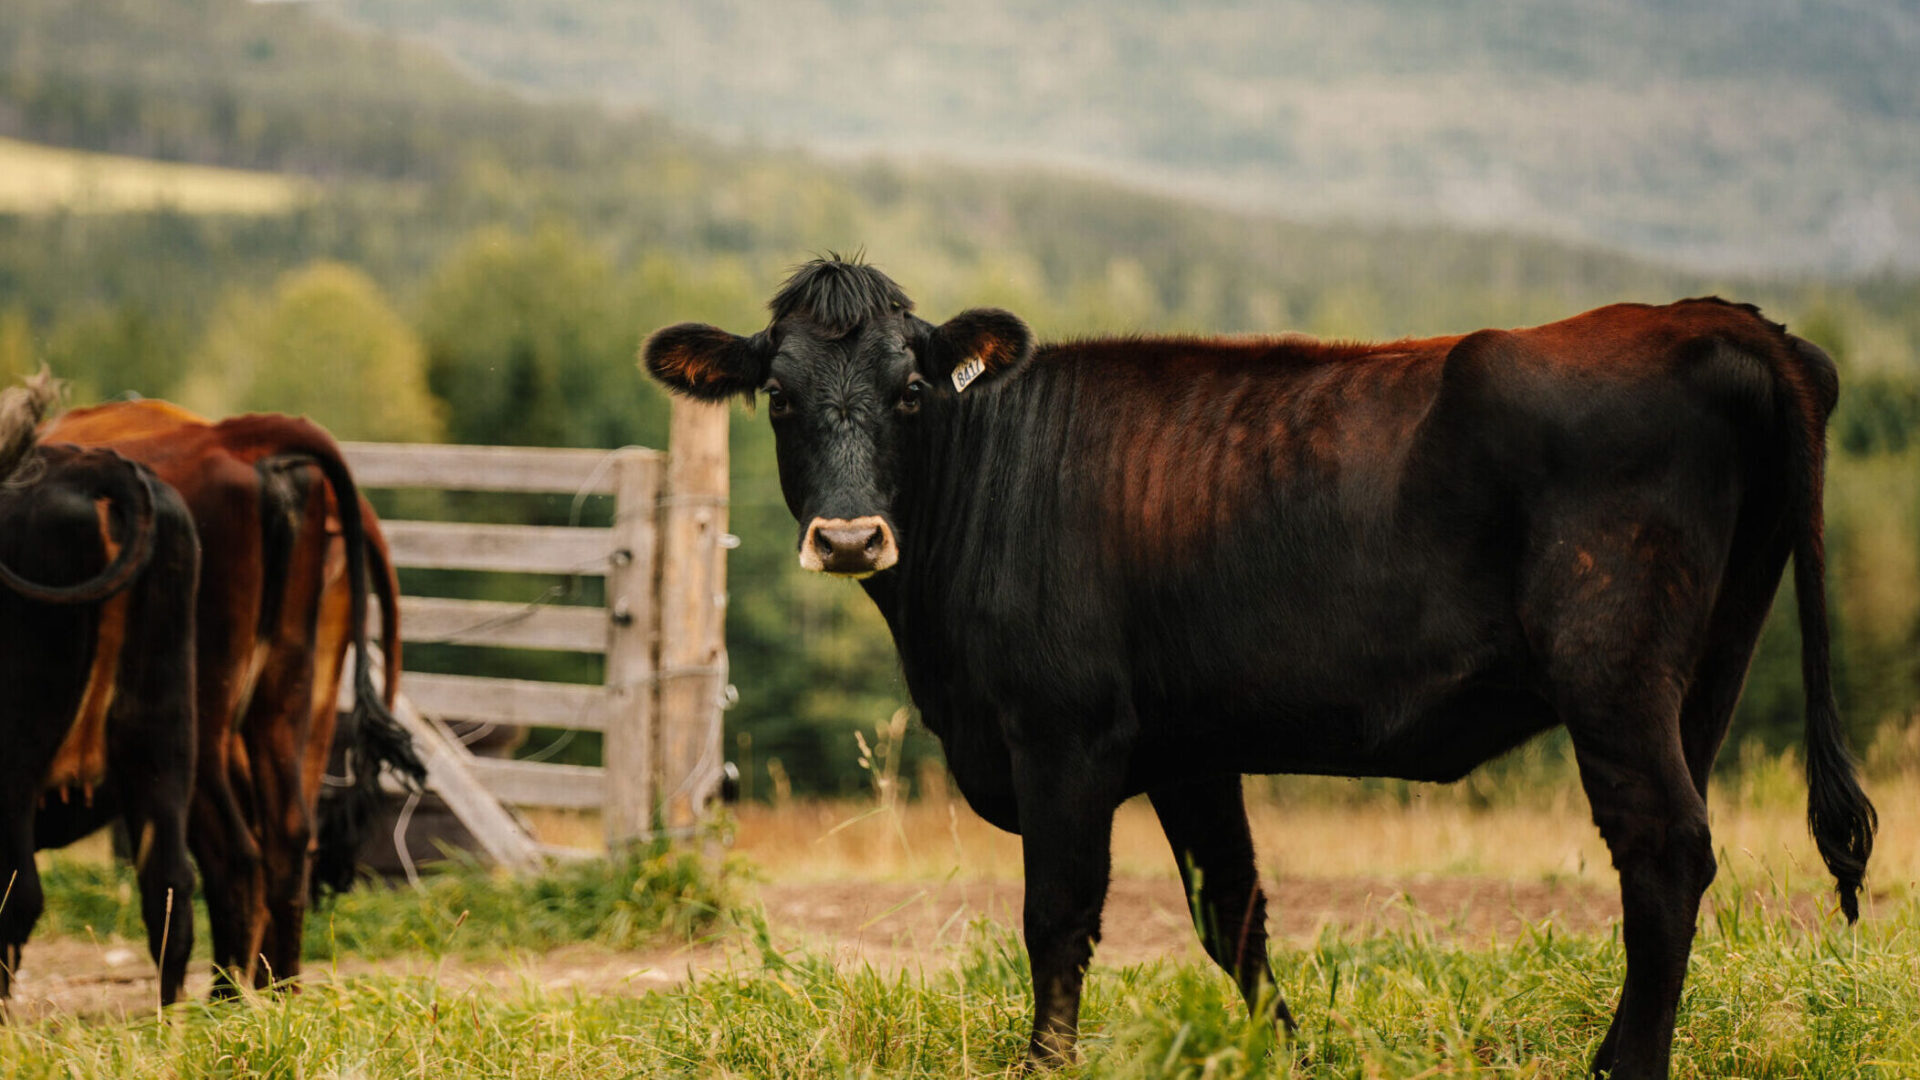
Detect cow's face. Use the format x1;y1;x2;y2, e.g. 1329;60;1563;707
642;259;1031;577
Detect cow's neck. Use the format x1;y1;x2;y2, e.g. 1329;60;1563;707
860;371;1079;713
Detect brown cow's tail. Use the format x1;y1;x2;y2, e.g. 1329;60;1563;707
306;440;426;899
1782;333;1876;923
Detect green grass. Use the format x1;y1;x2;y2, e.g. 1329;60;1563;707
33;835;742;962
9;886;1918;1077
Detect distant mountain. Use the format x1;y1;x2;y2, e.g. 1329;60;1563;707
328;0;1920;275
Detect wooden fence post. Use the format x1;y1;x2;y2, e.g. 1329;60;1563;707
655;398;731;832
602;448;663;850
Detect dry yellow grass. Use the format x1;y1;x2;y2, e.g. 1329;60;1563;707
55;724;1918;908
505;733;1920;912
0;136;307;215
722;782;1919;897
714;729;1920;900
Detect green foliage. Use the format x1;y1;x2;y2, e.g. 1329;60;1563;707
29;858;152;944
420;224;627;449
34;836;742;963
309;838;743;961
179;261;444;440
0;305;38;383
43;301;193;405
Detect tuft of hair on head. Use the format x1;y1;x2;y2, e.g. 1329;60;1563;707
0;366;65;486
767;250;914;338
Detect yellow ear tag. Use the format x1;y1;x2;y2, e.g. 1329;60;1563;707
951;355;987;393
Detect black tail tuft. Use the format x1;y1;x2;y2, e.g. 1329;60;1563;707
1807;733;1877;922
312;666;426;900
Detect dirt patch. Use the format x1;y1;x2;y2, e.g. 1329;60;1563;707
6;873;1630;1023
753;875;1624;971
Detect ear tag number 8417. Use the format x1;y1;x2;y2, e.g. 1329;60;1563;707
951;356;987;393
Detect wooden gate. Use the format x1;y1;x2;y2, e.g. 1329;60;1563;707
339;399;731;867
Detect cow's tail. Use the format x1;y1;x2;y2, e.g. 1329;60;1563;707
225;417;424;897
1780;332;1876;923
311;445;425;899
363;502;403;711
0;372;160;605
0;450;160;606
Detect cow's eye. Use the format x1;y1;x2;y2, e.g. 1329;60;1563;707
898;377;929;414
764;382;792;417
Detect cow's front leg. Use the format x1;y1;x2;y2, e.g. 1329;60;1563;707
1010;733;1124;1069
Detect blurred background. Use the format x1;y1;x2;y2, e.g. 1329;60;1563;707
3;0;1915;806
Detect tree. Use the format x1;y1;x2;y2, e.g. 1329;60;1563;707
0;307;34;386
419;223;635;448
178;261;443;441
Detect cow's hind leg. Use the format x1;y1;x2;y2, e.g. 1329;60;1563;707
253;470;336;990
247;694;317;991
1677;520;1792;798
194;749;267;999
1527;510;1730;1079
1148;773;1291;1031
240;633;322;990
112;675;198;1002
119;781;195;1006
1568;692;1713;1080
108;496;200;1006
1;813;45;1006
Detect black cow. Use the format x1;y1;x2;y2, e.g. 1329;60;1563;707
0;382;200;1009
643;258;1876;1079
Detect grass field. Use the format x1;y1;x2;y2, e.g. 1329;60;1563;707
8;736;1920;1076
7;888;1917;1077
0;136;307;215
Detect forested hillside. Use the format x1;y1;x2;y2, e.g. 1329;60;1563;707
2;0;1916;794
329;0;1920;274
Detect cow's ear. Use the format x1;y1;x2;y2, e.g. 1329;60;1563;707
920;308;1034;393
641;324;771;402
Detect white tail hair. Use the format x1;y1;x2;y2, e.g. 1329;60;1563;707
0;367;64;485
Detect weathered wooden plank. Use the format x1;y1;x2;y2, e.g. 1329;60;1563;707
602;449;663;848
382;520;613;575
375;596;607;652
467;758;606;811
405;671;610;731
341;442;660;495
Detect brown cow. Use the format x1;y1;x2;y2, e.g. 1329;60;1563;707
45;400;422;992
2;377;200;1008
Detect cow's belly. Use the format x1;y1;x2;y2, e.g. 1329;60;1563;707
918;703;1023;834
1211;682;1560;783
1123;595;1547;788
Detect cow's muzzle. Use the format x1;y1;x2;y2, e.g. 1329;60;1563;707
799;516;898;577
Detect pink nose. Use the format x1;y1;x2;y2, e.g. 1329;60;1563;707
799;516;898;576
